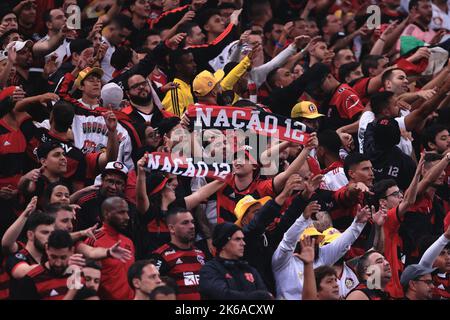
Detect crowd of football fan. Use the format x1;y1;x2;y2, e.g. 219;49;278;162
0;0;449;301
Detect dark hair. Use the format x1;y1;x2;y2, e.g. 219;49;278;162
361;55;384;77
69;39;93;55
73;287;99;300
51;101;75;132
423;124;448;151
111;46;132;70
168;49;192;69
343;152;370;179
263;19;284;34
196;8;221;30
381;68;404;85
149;285;176;300
317;130;341;155
314;265;338;291
127;259;157;289
110;14;134;31
409;0;430;11
47;230;73;249
42;181;72;208
370;91;395;115
84;260;102;271
373;179;398;203
355;249;382;282
165;207;191;225
339;62;361;83
45;203;73;217
266;67;280;89
424;152;444;170
25;211;55;232
176;22;199;37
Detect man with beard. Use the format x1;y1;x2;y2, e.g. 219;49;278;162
85;197;135;300
122;74;174;142
76;161;135;234
152;207;206;300
15;230;77;300
5;209;55;299
346;249;393;300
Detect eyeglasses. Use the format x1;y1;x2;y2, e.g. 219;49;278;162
383;190;403;198
414;279;434;286
129;80;150;90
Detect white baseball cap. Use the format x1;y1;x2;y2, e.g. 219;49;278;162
101;83;124;110
103;161;129;177
6;40;33;52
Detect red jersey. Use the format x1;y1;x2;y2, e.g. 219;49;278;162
216;174;275;223
320;84;364;131
152;243;206;300
85;224;135;300
351;77;371;105
432;273;450;299
384;207;405;298
19;265;69;300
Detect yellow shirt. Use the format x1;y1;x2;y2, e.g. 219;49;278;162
162;78;194;117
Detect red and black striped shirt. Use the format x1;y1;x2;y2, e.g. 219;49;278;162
152;243;206;300
432;273;450;299
347;283;391;300
17;265;69;300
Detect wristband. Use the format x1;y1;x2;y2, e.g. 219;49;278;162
106;248;112;258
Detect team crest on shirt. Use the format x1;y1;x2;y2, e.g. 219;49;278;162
244;273;255;283
345;278;355;289
197;255;205;265
345;94;360;110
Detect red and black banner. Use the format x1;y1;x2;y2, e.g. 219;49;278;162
187;104;313;145
145;152;231;181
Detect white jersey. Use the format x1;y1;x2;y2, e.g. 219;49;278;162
71;112;134;170
337;263;359;299
101;37;116;83
320;167;348;191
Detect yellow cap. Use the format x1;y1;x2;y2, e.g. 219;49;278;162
319;227;342;247
193;69;225;97
75;67;104;88
234;195;272;227
291;101;324;119
300;226;325;243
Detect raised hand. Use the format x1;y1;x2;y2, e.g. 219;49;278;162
68;253;86;267
137;153;149;174
103;110;117;132
303;200;321;219
109;240;133;262
37;93;59;106
281;174;303;197
167;33;187;50
371;205;387;227
180;10;196;24
22;196;37;216
43;54;59;78
293;35;312;50
11;86;26;103
355;204;371;224
7;45;17;64
304;132;318;150
0;186;19;200
230;9;242;26
81;223;99;240
294;236;315;264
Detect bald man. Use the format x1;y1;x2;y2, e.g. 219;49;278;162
85;197;136;300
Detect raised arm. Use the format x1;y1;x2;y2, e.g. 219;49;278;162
297;237;317;300
273;133;317;194
416;152;450;195
136;154;150;215
1;197;37;254
97;111;119;169
185;180;225;210
419;226;450;268
398;153;424;217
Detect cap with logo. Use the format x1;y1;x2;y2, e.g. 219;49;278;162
234;195;272;227
101;83;123;110
400;264;437;287
291;101;324;119
103;161;129;178
75;67;104;88
193;69;225;97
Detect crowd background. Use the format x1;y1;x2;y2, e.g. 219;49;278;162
0;0;449;301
